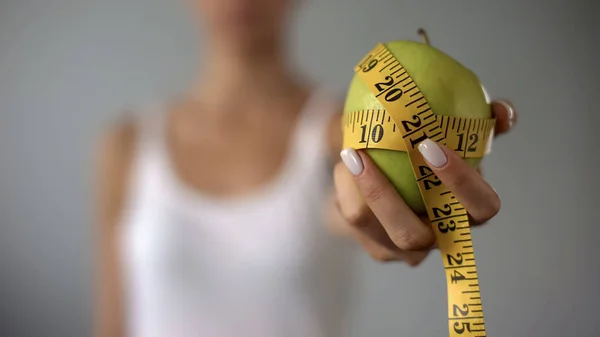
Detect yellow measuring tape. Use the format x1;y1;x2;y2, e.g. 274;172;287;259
343;42;496;337
343;111;495;158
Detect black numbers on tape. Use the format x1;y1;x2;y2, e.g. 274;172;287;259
456;133;480;152
453;304;470;317
403;114;427;148
409;132;428;149
385;88;403;102
446;253;463;266
456;133;465;151
362;59;378;72
357;54;373;68
359;124;384;144
401;115;422;133
374;76;403;102
418;165;441;190
438;220;456;233
468;134;479;152
424;175;442;190
359;125;367;143
371;124;384;143
419;165;433;177
419;166;433;176
433;204;452;218
453;322;472;334
375;76;394;91
451;270;466;283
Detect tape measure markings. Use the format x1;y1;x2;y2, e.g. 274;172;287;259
391;68;407;78
343;110;493;159
388;63;401;72
418;107;431;115
365;110;375;148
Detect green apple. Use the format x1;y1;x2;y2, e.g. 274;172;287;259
344;39;492;214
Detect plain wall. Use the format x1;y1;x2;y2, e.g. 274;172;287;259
1;0;598;336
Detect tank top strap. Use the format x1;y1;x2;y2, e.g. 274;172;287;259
123;101;171;190
131;102;168;148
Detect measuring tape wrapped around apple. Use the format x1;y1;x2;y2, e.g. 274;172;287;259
343;32;496;337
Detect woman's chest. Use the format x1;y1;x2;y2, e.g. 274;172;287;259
121;180;328;289
168;111;301;199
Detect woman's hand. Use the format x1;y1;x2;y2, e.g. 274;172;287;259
332;100;517;266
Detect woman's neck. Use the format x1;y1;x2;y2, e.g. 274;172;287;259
190;40;302;110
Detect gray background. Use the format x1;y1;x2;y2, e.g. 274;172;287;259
1;0;598;336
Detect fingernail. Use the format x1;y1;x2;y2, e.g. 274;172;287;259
418;139;447;168
496;99;516;128
340;148;364;176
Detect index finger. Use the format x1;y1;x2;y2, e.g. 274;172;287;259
418;139;500;224
339;148;435;250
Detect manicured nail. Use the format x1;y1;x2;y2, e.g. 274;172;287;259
340;148;364;176
496;99;516;128
418;139;447;168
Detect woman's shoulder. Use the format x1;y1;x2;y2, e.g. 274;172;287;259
96;107;146;169
96;100;167;167
95;112;139;208
95;100;164;202
94;98;173;226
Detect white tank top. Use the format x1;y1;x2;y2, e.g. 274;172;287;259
118;89;356;337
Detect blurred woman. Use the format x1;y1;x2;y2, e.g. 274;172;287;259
94;0;518;336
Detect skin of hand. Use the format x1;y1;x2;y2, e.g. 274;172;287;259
331;100;518;266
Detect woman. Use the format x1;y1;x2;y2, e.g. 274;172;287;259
94;0;518;336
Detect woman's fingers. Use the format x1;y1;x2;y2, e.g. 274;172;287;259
418;139;500;225
333;162;404;258
337;148;435;251
346;221;404;263
491;99;518;136
347;222;430;266
334;159;434;265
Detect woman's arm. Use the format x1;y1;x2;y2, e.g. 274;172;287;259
93;119;136;337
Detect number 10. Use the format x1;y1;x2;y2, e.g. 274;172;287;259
360;124;384;144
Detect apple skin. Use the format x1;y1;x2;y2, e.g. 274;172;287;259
344;40;492;214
